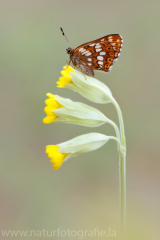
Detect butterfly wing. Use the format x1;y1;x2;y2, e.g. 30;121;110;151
100;34;123;58
73;34;123;72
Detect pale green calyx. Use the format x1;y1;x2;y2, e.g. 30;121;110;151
67;70;113;103
54;96;111;127
58;133;120;162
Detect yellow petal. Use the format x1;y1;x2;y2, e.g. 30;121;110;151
46;145;59;152
61;66;74;77
44;106;54;115
58;66;74;88
59;76;73;84
63;65;75;74
43;115;58;123
46;145;59;157
61;70;70;78
45;99;62;109
57;84;65;88
52;163;62;170
43;95;65;122
45;99;55;107
46;93;55;98
57;77;73;88
46;145;70;170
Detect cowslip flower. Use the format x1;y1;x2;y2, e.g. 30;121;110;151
57;66;74;88
57;66;113;104
46;133;120;170
43;93;113;127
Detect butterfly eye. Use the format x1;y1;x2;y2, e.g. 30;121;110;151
66;47;72;54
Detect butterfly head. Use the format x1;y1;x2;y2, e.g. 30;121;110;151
66;47;74;55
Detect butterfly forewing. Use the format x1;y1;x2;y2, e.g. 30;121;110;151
73;34;123;73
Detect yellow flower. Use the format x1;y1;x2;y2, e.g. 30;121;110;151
57;65;75;88
46;145;70;170
43;93;64;123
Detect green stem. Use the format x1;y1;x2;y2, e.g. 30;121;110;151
110;97;126;234
111;98;126;148
107;119;123;155
119;153;126;233
108;136;121;145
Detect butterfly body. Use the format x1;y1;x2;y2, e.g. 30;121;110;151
61;28;123;78
66;47;94;77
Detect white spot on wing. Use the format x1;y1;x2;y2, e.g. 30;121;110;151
101;38;105;41
88;58;92;61
82;50;90;55
85;52;92;56
88;63;92;66
79;48;85;52
108;36;113;40
89;43;95;47
96;48;102;52
99;52;106;55
98;61;103;65
82;50;89;55
95;44;101;48
97;56;104;60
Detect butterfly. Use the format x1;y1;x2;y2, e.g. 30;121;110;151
60;28;123;78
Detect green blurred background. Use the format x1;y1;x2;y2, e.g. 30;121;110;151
0;0;160;239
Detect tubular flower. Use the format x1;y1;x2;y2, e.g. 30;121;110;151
46;133;120;170
43;93;110;127
57;66;75;88
57;66;113;104
43;93;64;123
46;145;70;170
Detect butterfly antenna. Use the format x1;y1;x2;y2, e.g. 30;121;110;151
60;27;70;47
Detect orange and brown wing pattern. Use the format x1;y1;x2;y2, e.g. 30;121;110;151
75;34;122;59
73;40;115;72
102;34;123;58
73;34;123;73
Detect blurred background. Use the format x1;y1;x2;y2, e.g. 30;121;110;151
0;0;160;239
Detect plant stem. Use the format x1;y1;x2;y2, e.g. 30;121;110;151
110;97;126;233
119;152;126;233
111;98;126;147
107;119;123;155
108;136;121;145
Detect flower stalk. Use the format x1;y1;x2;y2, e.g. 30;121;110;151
109;98;126;232
44;66;126;233
46;133;120;170
119;153;126;233
110;97;126;233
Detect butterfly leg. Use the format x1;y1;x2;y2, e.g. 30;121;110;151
79;64;94;79
81;71;87;80
65;59;71;69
